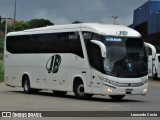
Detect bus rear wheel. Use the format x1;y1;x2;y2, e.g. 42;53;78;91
109;95;125;100
23;77;32;94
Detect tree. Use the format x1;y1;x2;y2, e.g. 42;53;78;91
14;19;54;31
0;18;54;32
0;21;6;32
7;23;14;32
15;21;29;31
72;21;82;24
0;21;14;33
28;19;54;29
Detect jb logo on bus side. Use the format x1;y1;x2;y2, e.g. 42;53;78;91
46;55;61;73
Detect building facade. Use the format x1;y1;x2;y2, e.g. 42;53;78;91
0;16;15;24
130;0;160;51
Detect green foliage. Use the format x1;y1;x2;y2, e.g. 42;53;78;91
72;21;82;24
14;19;54;31
7;23;14;32
0;21;6;32
0;21;14;32
28;19;54;29
15;21;30;31
0;37;4;49
0;60;4;82
15;19;54;31
0;19;54;33
0;37;4;59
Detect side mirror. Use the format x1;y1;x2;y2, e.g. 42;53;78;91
144;42;156;60
91;40;106;58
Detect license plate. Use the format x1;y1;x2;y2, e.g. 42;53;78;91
125;89;133;93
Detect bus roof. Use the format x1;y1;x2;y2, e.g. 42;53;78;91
7;23;141;37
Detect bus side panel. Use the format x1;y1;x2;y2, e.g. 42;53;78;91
28;54;88;92
31;67;67;91
4;53;26;87
65;54;87;92
4;53;40;88
5;67;22;87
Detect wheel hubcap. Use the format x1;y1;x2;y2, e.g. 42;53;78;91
77;84;85;96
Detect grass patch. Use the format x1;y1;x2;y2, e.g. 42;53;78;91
0;59;4;82
0;37;4;60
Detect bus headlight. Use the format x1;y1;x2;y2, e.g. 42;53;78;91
143;88;148;93
107;87;113;93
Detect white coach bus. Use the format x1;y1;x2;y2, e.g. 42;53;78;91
4;23;148;100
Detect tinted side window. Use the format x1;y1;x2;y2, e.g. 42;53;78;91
7;35;24;53
30;34;57;53
23;35;31;53
6;32;84;58
68;32;83;58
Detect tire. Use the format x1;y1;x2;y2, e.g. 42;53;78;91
153;73;157;80
109;95;125;100
85;94;93;99
23;76;33;94
53;91;67;96
74;81;92;99
153;68;157;79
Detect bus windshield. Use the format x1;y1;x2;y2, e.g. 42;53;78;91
101;36;148;78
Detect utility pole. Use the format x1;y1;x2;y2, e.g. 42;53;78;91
112;16;118;25
5;18;8;36
13;0;16;31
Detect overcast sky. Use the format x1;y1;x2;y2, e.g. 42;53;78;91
0;0;150;26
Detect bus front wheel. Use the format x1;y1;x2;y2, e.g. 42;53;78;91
74;81;92;99
109;95;125;100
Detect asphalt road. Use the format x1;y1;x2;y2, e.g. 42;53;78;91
0;80;160;120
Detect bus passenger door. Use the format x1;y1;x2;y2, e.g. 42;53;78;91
90;44;103;94
83;32;103;94
91;69;102;94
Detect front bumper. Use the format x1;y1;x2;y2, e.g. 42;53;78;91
102;82;148;95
